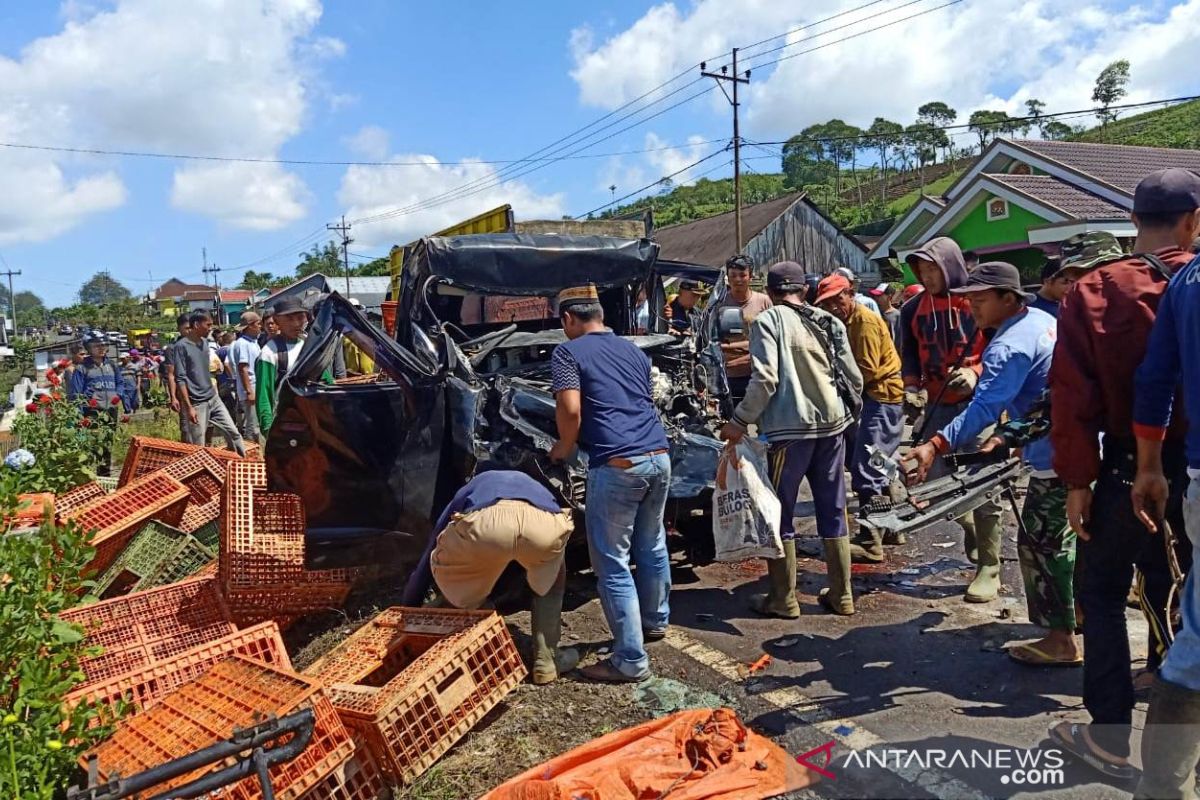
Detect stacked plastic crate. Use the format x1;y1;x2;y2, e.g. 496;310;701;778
92;520;216;598
65;471;191;573
219;461;358;628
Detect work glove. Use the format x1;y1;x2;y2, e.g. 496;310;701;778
902;389;927;424
945;366;978;395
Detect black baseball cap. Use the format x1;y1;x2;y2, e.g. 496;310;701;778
679;280;710;294
1133;168;1200;214
271;296;307;317
766;260;807;291
949;261;1036;303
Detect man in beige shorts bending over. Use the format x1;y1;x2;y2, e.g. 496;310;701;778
401;469;577;684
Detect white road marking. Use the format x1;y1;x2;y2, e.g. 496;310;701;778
662;627;992;800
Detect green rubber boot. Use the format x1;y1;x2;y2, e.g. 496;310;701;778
750;539;801;619
849;523;885;564
818;537;855;615
883;530;906;546
960;515;979;565
530;579;579;685
965;501;1003;603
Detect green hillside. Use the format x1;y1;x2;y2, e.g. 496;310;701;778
1069;99;1200;149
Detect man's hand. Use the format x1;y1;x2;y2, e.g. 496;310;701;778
548;440;574;464
186;406;198;425
1131;469;1169;534
978;435;1004;454
902;388;927;424
719;421;745;444
903;442;938;485
246;391;256;405
170;398;180;412
945;366;979;394
1066;487;1094;541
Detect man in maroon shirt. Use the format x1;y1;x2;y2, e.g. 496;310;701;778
1049;168;1200;778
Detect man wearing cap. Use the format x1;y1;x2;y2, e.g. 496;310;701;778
901;237;998;599
667;280;707;334
400;469;578;685
716;255;773;404
231;311;263;442
834;267;881;315
549;284;671;683
1047;168;1200;779
868;282;901;342
816;274;904;564
71;335;129;475
904;264;1078;666
1130;199;1200;798
719;261;863;617
256;297;310;435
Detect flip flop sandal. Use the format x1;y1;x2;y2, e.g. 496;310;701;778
1048;723;1136;781
1007;643;1083;668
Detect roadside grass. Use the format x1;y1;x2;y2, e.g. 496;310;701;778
112;408;179;465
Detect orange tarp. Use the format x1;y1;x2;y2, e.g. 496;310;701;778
481;707;817;800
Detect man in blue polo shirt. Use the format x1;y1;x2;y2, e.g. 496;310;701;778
550;284;671;683
1130;166;1200;798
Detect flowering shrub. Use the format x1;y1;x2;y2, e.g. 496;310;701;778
0;471;119;797
11;370;118;493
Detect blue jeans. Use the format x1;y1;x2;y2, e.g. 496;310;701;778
848;397;904;501
585;453;672;678
1161;477;1200;691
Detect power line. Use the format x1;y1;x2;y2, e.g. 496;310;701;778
574;146;731;219
0;136;732;168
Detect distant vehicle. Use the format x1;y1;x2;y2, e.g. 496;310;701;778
58;325;72;335
105;331;121;340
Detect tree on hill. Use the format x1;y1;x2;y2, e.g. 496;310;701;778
78;271;132;306
917;101;957;161
1043;120;1073;141
13;291;47;329
866;118;904;201
782;125;835;189
968;110;1012;151
1024;99;1046;136
904;122;943;191
1093;59;1131;128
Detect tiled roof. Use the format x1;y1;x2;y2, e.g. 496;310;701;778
180;289;218;302
988;174;1127;218
155;279;211;299
1013;139;1200;194
219;290;253;302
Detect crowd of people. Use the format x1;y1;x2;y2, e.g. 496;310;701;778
398;167;1200;797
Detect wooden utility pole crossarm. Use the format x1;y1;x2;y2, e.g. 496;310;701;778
701;49;750;254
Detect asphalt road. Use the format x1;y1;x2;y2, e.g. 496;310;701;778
557;479;1153;800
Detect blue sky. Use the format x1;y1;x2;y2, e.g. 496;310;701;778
4;0;1196;307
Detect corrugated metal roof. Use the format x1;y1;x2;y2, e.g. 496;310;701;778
654;193;808;267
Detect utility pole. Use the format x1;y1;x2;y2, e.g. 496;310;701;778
0;268;20;337
202;262;223;288
701;49;751;252
327;216;353;297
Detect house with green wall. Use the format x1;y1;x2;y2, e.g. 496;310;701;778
870;139;1200;280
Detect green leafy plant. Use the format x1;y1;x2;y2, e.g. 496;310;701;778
11;369;120;494
0;473;119;798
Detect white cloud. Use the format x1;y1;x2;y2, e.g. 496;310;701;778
338;155;566;248
171;162;311;231
570;0;1200;148
0;161;125;245
0;0;340;240
644;132;716;185
344;125;391;160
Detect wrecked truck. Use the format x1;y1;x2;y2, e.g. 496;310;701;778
265;233;729;577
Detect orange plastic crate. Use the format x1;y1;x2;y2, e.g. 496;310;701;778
303;608;525;785
67;472;191;574
54;481;107;518
226;584;351;629
86;657;355;800
160;450;225;533
61;575;235;687
298;748;385;800
65;621;289;720
118;436;198;486
119;436;258;487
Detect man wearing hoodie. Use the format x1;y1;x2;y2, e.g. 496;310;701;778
900;237;998;601
720;261;863;617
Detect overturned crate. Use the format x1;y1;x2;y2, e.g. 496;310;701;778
65;621;289;721
220;462;358;628
54;481;107;519
61;575;236;689
118;435;261;488
159;450;226;534
93;520;216;599
66;472;191;574
303;607;526;785
85;656;354;800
